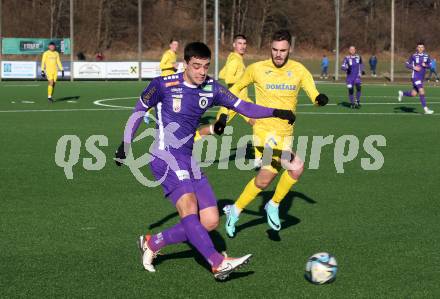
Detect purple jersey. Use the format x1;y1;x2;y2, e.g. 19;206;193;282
405;52;431;82
341;54;364;82
125;72;275;156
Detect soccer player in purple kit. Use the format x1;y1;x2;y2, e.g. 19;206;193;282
341;46;364;109
398;42;434;114
114;42;295;280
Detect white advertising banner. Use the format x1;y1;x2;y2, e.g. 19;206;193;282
73;62;106;79
1;61;36;78
141;62;161;78
106;62;139;78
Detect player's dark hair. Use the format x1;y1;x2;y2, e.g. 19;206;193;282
184;42;211;62
169;38;178;44
233;34;247;41
271;30;292;45
417;41;424;46
49;42;56;46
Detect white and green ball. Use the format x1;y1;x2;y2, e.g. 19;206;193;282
305;252;338;284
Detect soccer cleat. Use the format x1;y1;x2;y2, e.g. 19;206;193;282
212;254;252;281
355;102;361;109
138;235;159;272
350;104;356;109
398;90;403;102
48;97;54;103
424;107;434;114
265;202;281;231
223;205;239;238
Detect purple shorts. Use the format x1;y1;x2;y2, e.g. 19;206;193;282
149;155;217;210
412;79;424;91
346;77;362;88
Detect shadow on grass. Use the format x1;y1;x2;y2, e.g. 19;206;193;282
55;95;80;102
218;190;316;241
394;106;417;113
338;101;353;109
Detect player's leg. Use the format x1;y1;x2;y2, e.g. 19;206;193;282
224;167;277;238
265;151;304;231
398;83;418;102
355;82;362;108
347;83;355;108
417;87;434;114
47;78;55;102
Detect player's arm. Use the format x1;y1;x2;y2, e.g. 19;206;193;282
405;55;416;70
212;83;295;135
229;64;254;97
115;78;162;166
300;68;328;107
223;58;241;85
159;52;174;71
41;52;47;77
341;57;349;72
56;52;64;77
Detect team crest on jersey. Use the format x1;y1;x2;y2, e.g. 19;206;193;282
287;71;293;77
173;97;182;112
199;97;208;108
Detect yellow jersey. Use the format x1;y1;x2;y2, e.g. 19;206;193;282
230;58;319;137
41;50;63;73
160;49;177;76
219;52;248;100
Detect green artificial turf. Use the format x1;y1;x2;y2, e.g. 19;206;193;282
1;80;439;298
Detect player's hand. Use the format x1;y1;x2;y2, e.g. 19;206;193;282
61;70;65;78
414;65;422;72
273;109;296;125
41;71;46;78
213;113;228;135
247;118;256;126
115;142;127;166
315;94;329;106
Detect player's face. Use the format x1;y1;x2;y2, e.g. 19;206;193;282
349;46;356;55
271;40;290;68
417;45;425;53
48;45;56;51
233;38;247;55
170;41;179;52
184;57;210;85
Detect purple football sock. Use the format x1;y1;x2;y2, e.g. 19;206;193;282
419;95;427;107
148;222;187;252
181;214;224;268
356;91;361;103
349;94;354;104
403;91;412;97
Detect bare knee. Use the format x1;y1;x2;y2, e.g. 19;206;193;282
286;158;304;180
201;217;219;231
254;174;274;189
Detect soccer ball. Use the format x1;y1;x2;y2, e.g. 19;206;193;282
305;252;338;284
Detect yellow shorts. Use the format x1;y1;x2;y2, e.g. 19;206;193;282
253;130;294;173
46;72;58;82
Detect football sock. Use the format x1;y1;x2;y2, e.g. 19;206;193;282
349;94;354;104
419;95;427;107
356;91;361;103
403;91;412;97
181;214;223;268
272;171;298;204
148;222;187;252
48;85;53;98
235;178;262;212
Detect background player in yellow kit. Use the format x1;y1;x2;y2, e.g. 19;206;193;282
197;34;253;139
41;42;64;103
160;39;179;76
223;30;329;237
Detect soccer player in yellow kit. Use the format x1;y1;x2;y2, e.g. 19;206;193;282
196;34;253;139
223;30;329;237
160;39;179;76
41;42;64;102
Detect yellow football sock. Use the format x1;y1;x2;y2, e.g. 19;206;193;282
235;178;262;210
48;85;53;97
272;171;298;204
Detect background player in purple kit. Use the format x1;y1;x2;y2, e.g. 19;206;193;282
341;46;365;109
114;42;295;280
398;42;434;114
